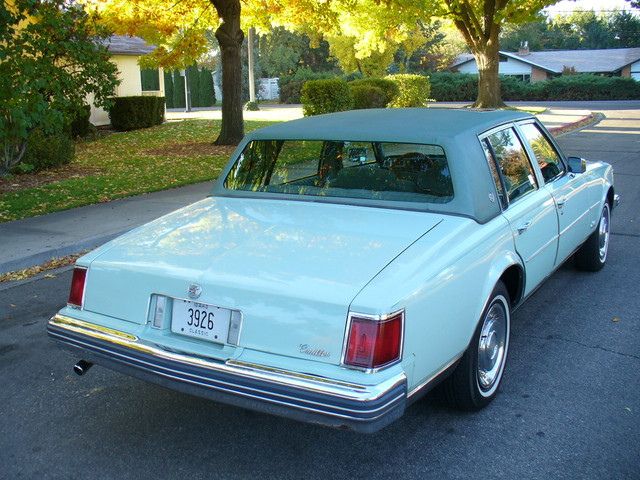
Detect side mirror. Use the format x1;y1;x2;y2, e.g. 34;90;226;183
567;156;586;174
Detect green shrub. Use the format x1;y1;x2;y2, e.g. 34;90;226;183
430;72;640;102
349;78;398;106
279;69;334;103
15;128;75;173
108;96;165;131
198;68;216;106
245;101;260;111
70;105;92;138
350;85;387;109
429;72;477;102
301;79;354;116
540;74;640;100
386;74;431;107
279;80;305;103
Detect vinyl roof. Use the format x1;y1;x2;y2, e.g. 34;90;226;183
453;47;640;74
249;108;532;144
101;35;155;56
217;108;536;224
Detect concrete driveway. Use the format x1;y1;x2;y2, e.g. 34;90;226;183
0;101;638;479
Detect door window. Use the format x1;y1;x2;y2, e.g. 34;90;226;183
486;128;538;203
519;123;565;182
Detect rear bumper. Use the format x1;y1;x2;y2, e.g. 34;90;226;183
47;314;407;433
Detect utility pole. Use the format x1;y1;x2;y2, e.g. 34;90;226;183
247;27;256;104
184;68;192;112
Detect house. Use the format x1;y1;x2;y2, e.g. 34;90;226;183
89;35;166;126
451;45;640;83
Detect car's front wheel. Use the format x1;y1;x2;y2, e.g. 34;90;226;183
443;281;511;410
575;201;611;272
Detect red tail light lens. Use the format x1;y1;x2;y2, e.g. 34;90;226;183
344;312;403;369
68;267;87;308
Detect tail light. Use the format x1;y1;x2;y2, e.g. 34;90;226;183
68;267;87;308
343;311;403;370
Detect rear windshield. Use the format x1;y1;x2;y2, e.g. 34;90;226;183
224;140;454;203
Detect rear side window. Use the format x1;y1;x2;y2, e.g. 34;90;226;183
486;128;537;203
519;123;565;182
481;139;507;210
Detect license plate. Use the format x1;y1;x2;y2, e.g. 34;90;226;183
171;299;231;344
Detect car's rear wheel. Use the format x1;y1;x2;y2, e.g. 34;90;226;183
443;281;511;410
575;201;610;272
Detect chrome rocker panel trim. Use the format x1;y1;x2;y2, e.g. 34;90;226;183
47;314;407;433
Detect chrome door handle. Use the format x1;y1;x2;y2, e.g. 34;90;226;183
517;221;532;235
557;197;567;208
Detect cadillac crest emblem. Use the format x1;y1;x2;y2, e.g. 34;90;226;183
188;283;202;299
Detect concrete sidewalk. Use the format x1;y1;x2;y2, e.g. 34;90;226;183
0;107;594;274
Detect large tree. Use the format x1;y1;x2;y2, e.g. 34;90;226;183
1;0;118;174
434;0;562;107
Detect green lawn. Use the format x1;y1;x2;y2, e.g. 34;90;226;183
0;120;274;223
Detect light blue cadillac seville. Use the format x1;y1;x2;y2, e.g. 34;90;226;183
48;109;618;432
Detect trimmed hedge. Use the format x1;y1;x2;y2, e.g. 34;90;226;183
430;72;640;102
350;85;387;109
386;74;431;107
429;72;477;102
348;78;398;106
15;128;75;173
108;96;165;131
301;79;353;116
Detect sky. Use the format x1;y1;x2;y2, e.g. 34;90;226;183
544;0;636;15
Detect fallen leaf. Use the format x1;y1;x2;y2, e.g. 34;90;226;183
625;407;632;412
612;316;621;323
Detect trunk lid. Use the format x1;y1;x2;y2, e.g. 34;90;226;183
83;197;443;364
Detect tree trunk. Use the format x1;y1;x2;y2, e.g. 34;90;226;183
211;0;244;145
472;36;505;109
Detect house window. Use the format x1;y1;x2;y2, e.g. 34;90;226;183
141;68;160;91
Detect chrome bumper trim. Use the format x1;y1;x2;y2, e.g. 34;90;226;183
48;314;407;430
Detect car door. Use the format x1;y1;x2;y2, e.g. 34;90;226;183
481;126;558;297
516;121;593;265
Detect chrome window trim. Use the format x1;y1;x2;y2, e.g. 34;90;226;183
339;309;405;374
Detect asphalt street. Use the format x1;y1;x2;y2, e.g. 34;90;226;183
1;101;639;480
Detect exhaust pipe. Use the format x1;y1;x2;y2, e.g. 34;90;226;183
74;360;93;376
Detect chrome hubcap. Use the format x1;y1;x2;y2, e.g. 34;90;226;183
599;205;610;263
477;300;508;392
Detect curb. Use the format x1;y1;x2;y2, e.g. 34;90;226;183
547;112;601;137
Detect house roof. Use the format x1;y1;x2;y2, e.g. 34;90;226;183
102;35;155;56
452;47;640;74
